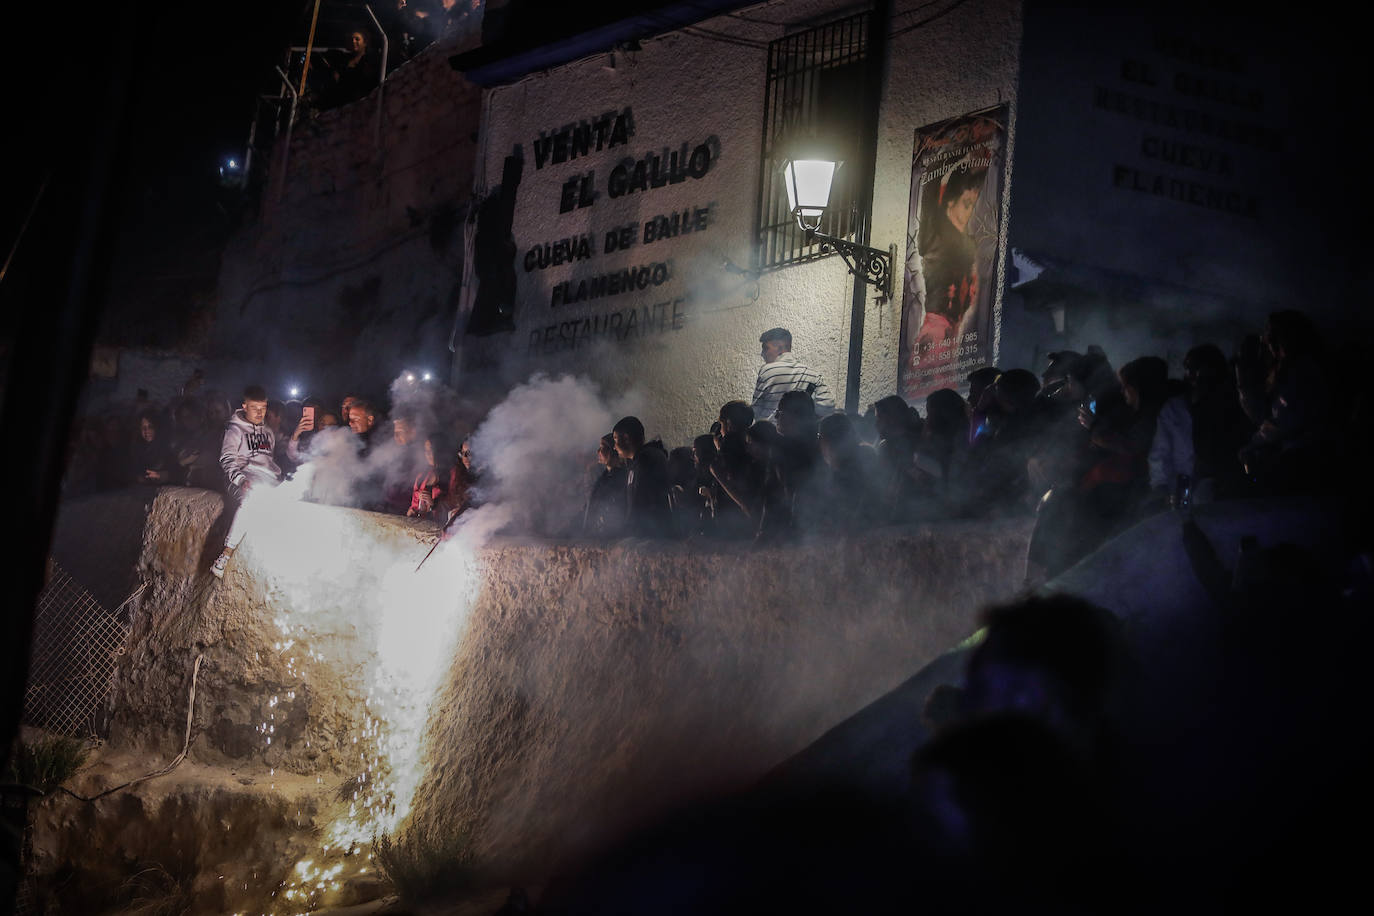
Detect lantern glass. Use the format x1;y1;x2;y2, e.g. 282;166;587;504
784;159;837;231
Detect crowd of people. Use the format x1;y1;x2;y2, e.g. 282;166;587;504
585;314;1356;584
52;309;1367;908
63;376;481;577
63;309;1356;581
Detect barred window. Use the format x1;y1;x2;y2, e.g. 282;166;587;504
755;11;870;270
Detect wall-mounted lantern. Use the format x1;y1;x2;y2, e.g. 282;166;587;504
782;158;895;300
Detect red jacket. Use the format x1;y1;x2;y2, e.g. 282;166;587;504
410;467;446;519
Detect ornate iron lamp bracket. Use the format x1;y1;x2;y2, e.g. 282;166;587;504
805;229;895;300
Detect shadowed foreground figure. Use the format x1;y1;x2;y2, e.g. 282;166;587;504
908;714;1114;915
904;594;1131;914
528;567;1371;915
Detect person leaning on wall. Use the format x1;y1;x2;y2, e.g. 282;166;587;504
751;327;836;422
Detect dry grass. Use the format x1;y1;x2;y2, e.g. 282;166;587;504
4;734;89;794
118;863;194;916
374;828;479;904
334;772;368;802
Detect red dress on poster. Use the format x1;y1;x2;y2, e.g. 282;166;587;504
914;167;985;375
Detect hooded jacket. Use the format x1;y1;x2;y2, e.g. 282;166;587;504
220;409;283;489
1148;395;1194;490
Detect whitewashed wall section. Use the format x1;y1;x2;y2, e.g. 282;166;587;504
471;0;1021;444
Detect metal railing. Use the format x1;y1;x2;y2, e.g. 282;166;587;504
237;3;393;199
364;3;390;149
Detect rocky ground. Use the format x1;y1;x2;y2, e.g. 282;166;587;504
25;487;1039;914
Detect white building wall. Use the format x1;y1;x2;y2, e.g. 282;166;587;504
464;0;1021;445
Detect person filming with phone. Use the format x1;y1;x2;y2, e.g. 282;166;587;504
286;399;331;466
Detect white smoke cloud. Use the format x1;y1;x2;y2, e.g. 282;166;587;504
467;373;645;538
294;426;368;507
286;374;468;514
272;370;646;542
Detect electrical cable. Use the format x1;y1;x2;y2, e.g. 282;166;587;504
892;0;951;26
725;0;797;27
891;0;974;37
682;25;770;49
58;654;203;803
0;171;50;288
686;0;967;53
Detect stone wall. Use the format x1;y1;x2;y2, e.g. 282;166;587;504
79;348;205;411
32;486;1342;912
39;485;1033;905
411;519;1034;878
214;34;486;400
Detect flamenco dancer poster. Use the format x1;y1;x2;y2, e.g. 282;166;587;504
899;104;1009;400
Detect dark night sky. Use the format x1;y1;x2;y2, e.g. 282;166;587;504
0;1;320;347
100;2;314;345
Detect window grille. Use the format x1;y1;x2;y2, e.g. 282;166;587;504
756;11;871;269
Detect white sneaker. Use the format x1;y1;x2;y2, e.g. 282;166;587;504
211;550;231;579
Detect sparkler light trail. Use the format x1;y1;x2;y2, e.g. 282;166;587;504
230;465;481;913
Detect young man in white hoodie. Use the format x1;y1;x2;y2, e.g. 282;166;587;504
211;385;283;578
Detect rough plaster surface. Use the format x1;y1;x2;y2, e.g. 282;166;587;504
410;521;1033;878
108;488;437;777
36;486;1033;907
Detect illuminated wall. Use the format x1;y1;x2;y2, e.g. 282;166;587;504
460;0;1023;443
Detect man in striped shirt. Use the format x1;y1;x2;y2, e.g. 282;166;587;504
751;327;836;421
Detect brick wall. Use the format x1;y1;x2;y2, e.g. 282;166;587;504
215;36;485;402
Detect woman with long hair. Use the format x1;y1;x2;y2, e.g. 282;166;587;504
129;411;174;486
915;166;987;350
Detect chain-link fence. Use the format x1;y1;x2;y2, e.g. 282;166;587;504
23;562;139;739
